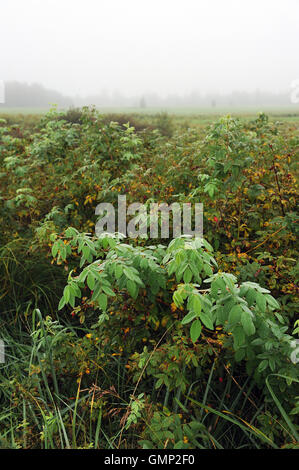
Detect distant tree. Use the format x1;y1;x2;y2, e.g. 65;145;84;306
0;81;73;108
0;80;4;104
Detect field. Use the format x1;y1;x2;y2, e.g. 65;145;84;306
0;107;298;449
0;105;299;122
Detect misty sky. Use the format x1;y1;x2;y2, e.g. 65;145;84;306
1;0;299;97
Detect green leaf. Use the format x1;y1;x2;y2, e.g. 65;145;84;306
183;267;192;283
98;293;108;311
87;273;95;290
123;267;135;281
127;279;137;298
101;285;115;296
63;285;70;303
60;246;67;261
115;264;123;279
258;359;268;373
51;242;59;258
269;358;276;372
232;325;245;348
82;245;90;260
181;311;197;325
256;292;266;312
241;311;256;336
176;261;188;282
173;290;184;307
140;258;148;270
265;294;280;310
235;348;245;362
58;297;66;310
199;311;214;330
190;319;202;343
228;305;242;325
192;294;202;315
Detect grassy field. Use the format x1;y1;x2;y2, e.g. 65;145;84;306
96;106;299;119
1;106;299;136
1;105;299;118
0;107;298;449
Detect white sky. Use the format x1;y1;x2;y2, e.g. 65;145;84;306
1;0;299;97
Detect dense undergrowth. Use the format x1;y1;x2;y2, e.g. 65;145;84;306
0;108;298;449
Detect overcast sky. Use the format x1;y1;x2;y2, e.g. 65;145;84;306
1;0;299;97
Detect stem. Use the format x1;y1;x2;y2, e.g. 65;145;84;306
163;387;170;409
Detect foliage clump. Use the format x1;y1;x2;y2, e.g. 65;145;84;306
0;108;298;449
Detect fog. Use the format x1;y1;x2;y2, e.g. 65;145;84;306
1;0;299;104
